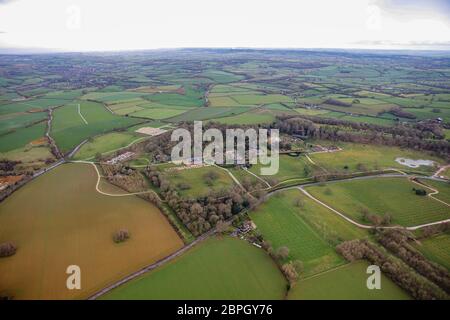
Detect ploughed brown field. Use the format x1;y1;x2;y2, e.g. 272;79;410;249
0;163;183;299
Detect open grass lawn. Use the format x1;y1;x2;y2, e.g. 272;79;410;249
306;177;450;227
309;142;442;174
102;237;287;300
249;155;315;184
250;190;345;276
165;165;235;198
414;234;450;270
288;261;411;300
51;101;140;153
0;121;47;152
72;132;142;160
0;163;183;299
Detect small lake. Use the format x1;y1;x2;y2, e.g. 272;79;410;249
395;157;436;168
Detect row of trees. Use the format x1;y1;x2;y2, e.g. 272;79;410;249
273;116;450;158
260;241;303;285
336;239;448;300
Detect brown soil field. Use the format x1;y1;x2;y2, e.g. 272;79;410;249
30;137;48;146
0;175;24;190
0;163;183;299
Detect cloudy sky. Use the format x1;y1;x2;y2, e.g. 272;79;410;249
0;0;449;51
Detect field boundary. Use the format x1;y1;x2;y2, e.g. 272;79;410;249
77;103;88;125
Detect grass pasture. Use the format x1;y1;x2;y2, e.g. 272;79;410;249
0;111;47;136
51;101;141;153
0;121;47;153
81;91;144;103
201;70;245;83
131;108;187;120
249;155;316;184
0;144;54;172
232;94;293;105
72;132;142;160
309;142;442;174
250;189;345;276
166;106;251;122
0;163;183;299
211;109;276;125
164;165;235;198
102;237;287;300
0;98;72;115
306;177;450;227
417;179;450;203
288;261;411;300
414;234;450;270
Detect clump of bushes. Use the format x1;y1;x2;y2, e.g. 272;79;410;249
176;182;191;190
113;229;130;243
412;188;427;196
203;170;219;186
0;242;17;258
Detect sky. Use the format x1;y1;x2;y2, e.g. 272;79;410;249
0;0;449;52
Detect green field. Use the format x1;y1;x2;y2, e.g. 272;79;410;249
250;189;345;276
309;142;442;174
417;179;450;203
164;165;235;198
0;112;47;136
72;132;143;160
82;91;144;103
167;106;251;122
0;121;47;153
201;70;244;83
306;177;450;227
414;234;450;270
232;94;293;105
51;101;140;153
288;261;411;300
249;155;316;184
102;237;287;300
0;98;73;115
212;110;276;125
131;108;187;120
